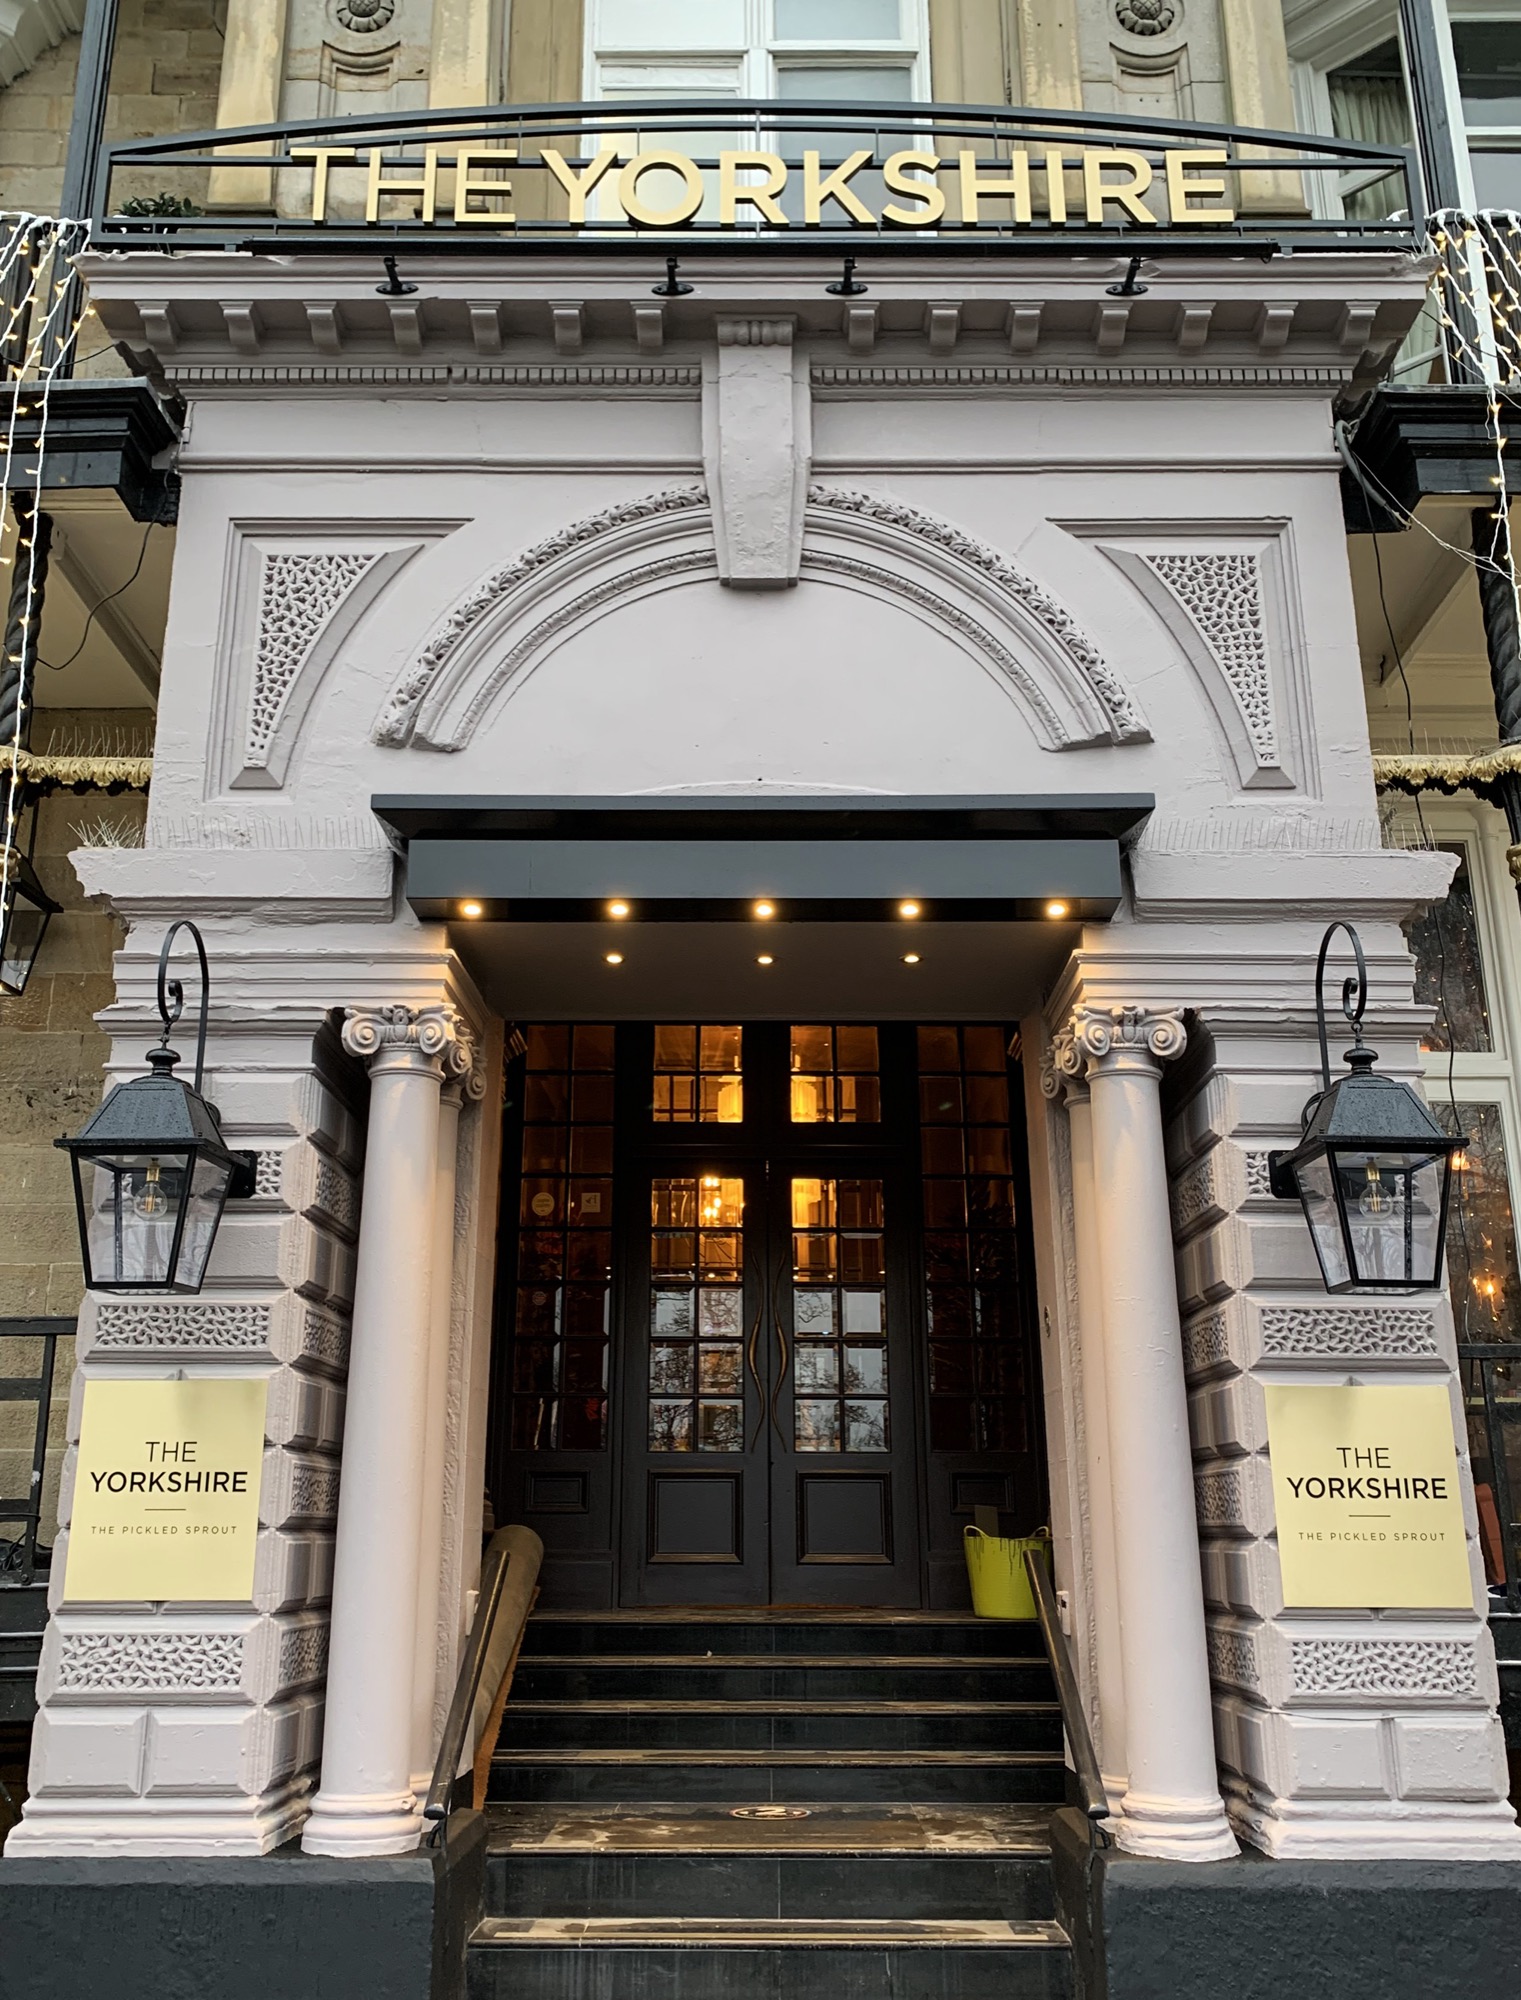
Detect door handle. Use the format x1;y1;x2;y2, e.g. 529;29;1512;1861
745;1295;766;1452
769;1304;790;1448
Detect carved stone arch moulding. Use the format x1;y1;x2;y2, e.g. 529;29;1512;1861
374;483;1148;754
216;527;446;792
1088;525;1314;794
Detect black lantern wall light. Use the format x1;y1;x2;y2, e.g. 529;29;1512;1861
1270;922;1463;1295
57;921;257;1294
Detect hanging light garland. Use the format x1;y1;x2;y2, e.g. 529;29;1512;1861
0;212;92;994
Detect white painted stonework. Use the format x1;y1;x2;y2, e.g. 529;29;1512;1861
9;243;1518;1862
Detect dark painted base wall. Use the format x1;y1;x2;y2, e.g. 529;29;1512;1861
0;1809;486;2000
1051;1809;1521;2000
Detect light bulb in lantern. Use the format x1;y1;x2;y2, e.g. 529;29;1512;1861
133;1160;169;1220
1358;1163;1393;1219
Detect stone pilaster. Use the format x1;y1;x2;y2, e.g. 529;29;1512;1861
1162;948;1521;1858
8;1015;364;1855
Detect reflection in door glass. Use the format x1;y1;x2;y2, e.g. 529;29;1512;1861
649;1176;746;1451
919;1026;1027;1453
792;1177;889;1451
511;1025;615;1452
653;1025;743;1121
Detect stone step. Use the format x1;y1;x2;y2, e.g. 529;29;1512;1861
513;1659;1056;1702
483;1802;1057;1921
522;1614;1043;1661
466;1914;1073;2000
488;1746;1068;1805
498;1699;1062;1754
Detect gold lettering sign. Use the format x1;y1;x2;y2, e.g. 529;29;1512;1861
1264;1383;1474;1610
65;1377;268;1603
300;144;1235;230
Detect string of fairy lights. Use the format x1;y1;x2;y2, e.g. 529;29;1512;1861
0;212;92;954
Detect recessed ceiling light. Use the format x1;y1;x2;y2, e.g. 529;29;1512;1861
902;952;921;965
898;900;921;918
605;952;624;965
757;954;774;966
459;900;484;919
753;899;776;919
1045;900;1070;919
608;899;631;919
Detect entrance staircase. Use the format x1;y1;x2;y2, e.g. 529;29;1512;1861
466;1608;1076;1998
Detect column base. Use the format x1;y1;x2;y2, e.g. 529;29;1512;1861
1114;1786;1240;1862
4;1778;311;1859
301;1788;422;1857
1231;1794;1521;1861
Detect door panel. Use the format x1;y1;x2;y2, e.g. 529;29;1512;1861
767;1168;923;1606
620;1167;770;1604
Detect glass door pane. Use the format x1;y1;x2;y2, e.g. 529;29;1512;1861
790;1175;889;1452
648;1173;747;1452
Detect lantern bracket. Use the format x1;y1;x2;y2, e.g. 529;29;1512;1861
1313;918;1369;1094
153;918;258;1198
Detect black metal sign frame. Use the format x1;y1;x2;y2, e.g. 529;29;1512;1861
91;99;1417;257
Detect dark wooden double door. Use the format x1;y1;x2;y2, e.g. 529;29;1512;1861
624;1146;922;1606
491;1022;1044;1610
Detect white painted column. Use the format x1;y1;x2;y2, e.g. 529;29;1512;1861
1073;1004;1237;1863
409;1057;478;1798
1049;1040;1129;1809
303;1004;460;1858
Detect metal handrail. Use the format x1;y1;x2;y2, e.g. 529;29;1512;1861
422;1523;543;1843
1024;1547;1110;1832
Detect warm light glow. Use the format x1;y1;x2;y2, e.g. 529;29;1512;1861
1045;900;1070;919
898;900;921;918
459;900;484;919
608;900;630;918
757;954;774;965
605;952;624;965
754;900;776;919
902;953;921;965
1452;1150;1471;1173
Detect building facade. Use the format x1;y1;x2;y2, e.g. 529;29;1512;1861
2;3;1521;1995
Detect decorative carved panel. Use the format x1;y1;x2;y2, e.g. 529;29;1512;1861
55;1629;245;1696
1289;1639;1480;1701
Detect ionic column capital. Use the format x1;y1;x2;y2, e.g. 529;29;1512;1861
342;1003;469;1081
1070;1004;1188;1077
440;1016;488;1106
1040;1023;1089;1104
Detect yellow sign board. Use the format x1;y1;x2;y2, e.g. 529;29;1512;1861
65;1378;267;1604
1264;1383;1473;1610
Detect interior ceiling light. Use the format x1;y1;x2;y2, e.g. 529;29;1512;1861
902;953;921;965
898;900;921;918
753;900;776;919
1045;900;1070;919
459;900;484;919
608;900;630;918
604;952;624;966
757;954;774;966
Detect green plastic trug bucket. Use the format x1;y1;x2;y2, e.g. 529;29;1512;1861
963;1525;1050;1619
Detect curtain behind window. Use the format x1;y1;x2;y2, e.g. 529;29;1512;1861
1328;42;1410;222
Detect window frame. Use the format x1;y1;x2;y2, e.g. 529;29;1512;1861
1401;800;1521;1343
585;0;932;104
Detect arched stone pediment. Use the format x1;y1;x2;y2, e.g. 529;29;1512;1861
372;483;1149;754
